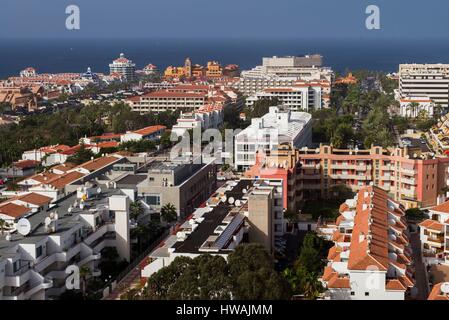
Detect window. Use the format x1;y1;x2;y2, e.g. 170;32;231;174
13;260;20;273
351;292;355;296
365;292;369;296
36;246;43;258
145;194;161;206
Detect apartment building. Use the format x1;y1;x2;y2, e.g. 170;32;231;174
245;80;331;111
399;64;449;107
419;201;449;266
319;186;414;300
109;53;136;82
171;105;223;137
0;168;134;300
246;144;449;211
429;113;449;155
234;106;312;170
140;178;284;279
127;91;207;114
130;159;217;219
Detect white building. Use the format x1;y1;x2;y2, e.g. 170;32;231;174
399;96;434;118
399;64;449;107
171;106;223;137
120;125;166;143
141;178;284;279
245;80;331;111
0;185;131;300
234;106;312;170
109;53;136;82
319;186;414;300
419;201;449;266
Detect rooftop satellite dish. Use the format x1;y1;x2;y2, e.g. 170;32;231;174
242;188;247;194
441;282;449;294
17;218;31;236
44;217;52;227
97;187;102;194
228;197;235;204
235;199;241;207
49;212;55;219
5;234;11;241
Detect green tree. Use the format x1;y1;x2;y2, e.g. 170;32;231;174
0;219;11;235
66;144;95;165
160;203;177;223
130;201;144;220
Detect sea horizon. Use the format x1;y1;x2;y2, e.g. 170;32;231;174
1;37;449;78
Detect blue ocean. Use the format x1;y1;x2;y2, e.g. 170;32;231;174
1;38;449;78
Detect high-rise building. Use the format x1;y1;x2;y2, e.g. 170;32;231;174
399;64;449;107
109;53;136;82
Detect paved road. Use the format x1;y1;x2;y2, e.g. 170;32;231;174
410;232;429;300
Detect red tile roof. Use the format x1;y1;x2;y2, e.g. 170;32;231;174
17;192;52;206
0;202;31;218
133;125;166;136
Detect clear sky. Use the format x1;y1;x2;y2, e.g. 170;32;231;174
1;0;448;40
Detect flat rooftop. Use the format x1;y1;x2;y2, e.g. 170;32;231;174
0;183;124;257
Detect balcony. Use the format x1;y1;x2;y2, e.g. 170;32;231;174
401;167;415;176
401;177;416;185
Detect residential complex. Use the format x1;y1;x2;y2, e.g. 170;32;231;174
418;201;449;266
246;143;449;210
399;96;434;118
140;178;285;279
109;53;136;82
0;155;139;300
234;106;312;170
319;186;414;300
399;64;449;107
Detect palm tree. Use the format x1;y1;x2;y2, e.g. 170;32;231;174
79;266;91;298
0;219;10;235
303;272;323;300
160;203;177;223
130;201;144;220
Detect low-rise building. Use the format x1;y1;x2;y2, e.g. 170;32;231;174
419;201;449;266
140;178;284;279
135;159;217;219
399;96;434;118
319;186;414;300
120;125;166;143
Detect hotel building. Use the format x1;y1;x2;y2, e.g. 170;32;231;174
245;80;331;111
234;106;312;170
109;53;136;82
319;186;414;300
233;55;333;96
399;64;449;107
